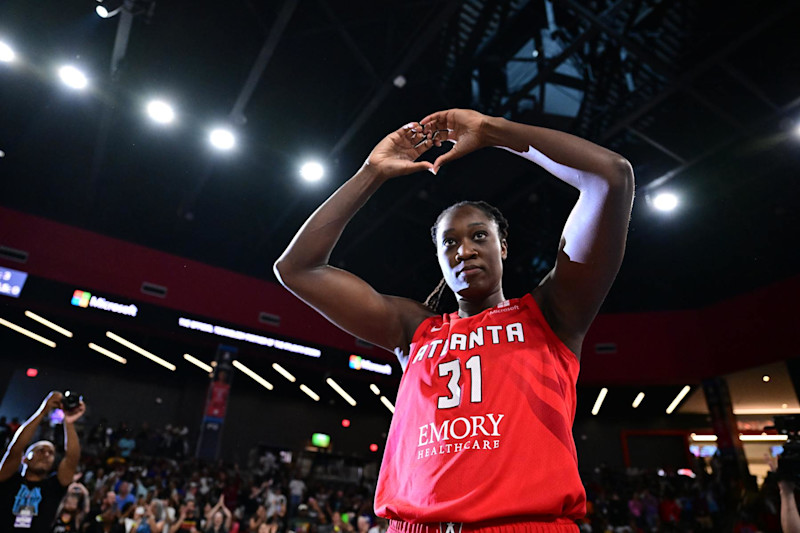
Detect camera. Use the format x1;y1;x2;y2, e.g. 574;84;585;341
61;390;83;412
772;415;800;484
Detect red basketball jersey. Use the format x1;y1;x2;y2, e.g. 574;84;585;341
374;293;585;523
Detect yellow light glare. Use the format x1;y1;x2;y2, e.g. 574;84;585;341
272;363;296;382
666;385;691;414
326;378;356;406
106;331;175;371
183;354;212;373
591;388;608;415
89;343;127;364
380;396;395;413
0;317;56;348
24;311;73;337
632;392;645;408
299;384;320;401
232;360;273;390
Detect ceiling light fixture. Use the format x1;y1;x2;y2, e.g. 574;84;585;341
666;385;691;414
183;353;212;373
209;128;235;150
300;162;324;182
299;384;320;401
326;378;356;406
232;360;273;390
370;384;381;395
0;41;16;63
24;311;73;337
380;396;395;413
146;100;175;124
272;363;296;382
58;65;88;90
632;392;645;408
651;192;678;212
106;331;175;370
591;388;608;415
89;343;127;364
0;317;56;348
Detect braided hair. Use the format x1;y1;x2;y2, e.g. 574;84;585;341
423;201;510;314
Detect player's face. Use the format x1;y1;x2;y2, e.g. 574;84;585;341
435;205;507;299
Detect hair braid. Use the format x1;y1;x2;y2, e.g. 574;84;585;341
423;277;448;314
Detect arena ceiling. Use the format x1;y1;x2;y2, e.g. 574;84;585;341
0;0;797;313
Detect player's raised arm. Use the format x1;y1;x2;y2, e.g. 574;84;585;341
421;109;634;356
274;124;435;359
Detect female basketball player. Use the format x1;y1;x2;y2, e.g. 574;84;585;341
274;109;634;532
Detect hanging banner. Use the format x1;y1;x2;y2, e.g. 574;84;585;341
196;345;236;461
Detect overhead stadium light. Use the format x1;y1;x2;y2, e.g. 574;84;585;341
299;384;320;401
666;385;691;414
95;0;122;19
209;128;235;150
632;392;645;409
146;100;175;124
58;66;88;90
24;311;73;338
0;317;56;348
380;396;395;413
183;353;212;373
0;41;16;63
370;384;381;395
232;360;273;390
591;387;608;415
326;378;356;406
89;343;127;364
106;331;176;370
300;162;324;182
272;363;296;382
652;192;678;212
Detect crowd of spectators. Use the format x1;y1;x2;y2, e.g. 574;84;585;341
0;415;795;533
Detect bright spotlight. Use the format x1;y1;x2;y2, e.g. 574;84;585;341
795;123;800;137
209;128;235;150
300;162;324;182
58;66;88;90
652;192;678;212
96;5;109;17
146;100;175;124
0;42;16;63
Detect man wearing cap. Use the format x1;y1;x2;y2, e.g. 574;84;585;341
0;391;86;532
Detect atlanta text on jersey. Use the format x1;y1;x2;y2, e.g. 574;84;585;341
411;323;525;364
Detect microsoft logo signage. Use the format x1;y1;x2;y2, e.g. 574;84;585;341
71;289;138;317
348;355;392;376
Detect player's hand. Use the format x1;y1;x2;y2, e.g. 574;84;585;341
43;391;64;414
420;109;492;174
64;401;86;424
363;123;434;181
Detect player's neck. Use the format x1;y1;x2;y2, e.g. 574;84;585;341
456;288;505;317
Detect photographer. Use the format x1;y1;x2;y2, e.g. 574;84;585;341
768;453;800;533
0;391;86;532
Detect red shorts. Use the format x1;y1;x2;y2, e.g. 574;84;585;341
388;517;579;533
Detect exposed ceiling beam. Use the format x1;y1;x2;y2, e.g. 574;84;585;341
328;0;460;157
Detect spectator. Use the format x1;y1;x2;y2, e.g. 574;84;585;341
116;482;135;512
0;391;85;532
204;495;232;533
169;499;201;533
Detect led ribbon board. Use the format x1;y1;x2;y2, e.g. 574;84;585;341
178;317;321;357
0;267;28;298
71;290;138;317
349;355;392;375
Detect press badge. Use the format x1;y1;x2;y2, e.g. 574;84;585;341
14;507;33;528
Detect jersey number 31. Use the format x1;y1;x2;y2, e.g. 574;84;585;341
437;355;482;409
